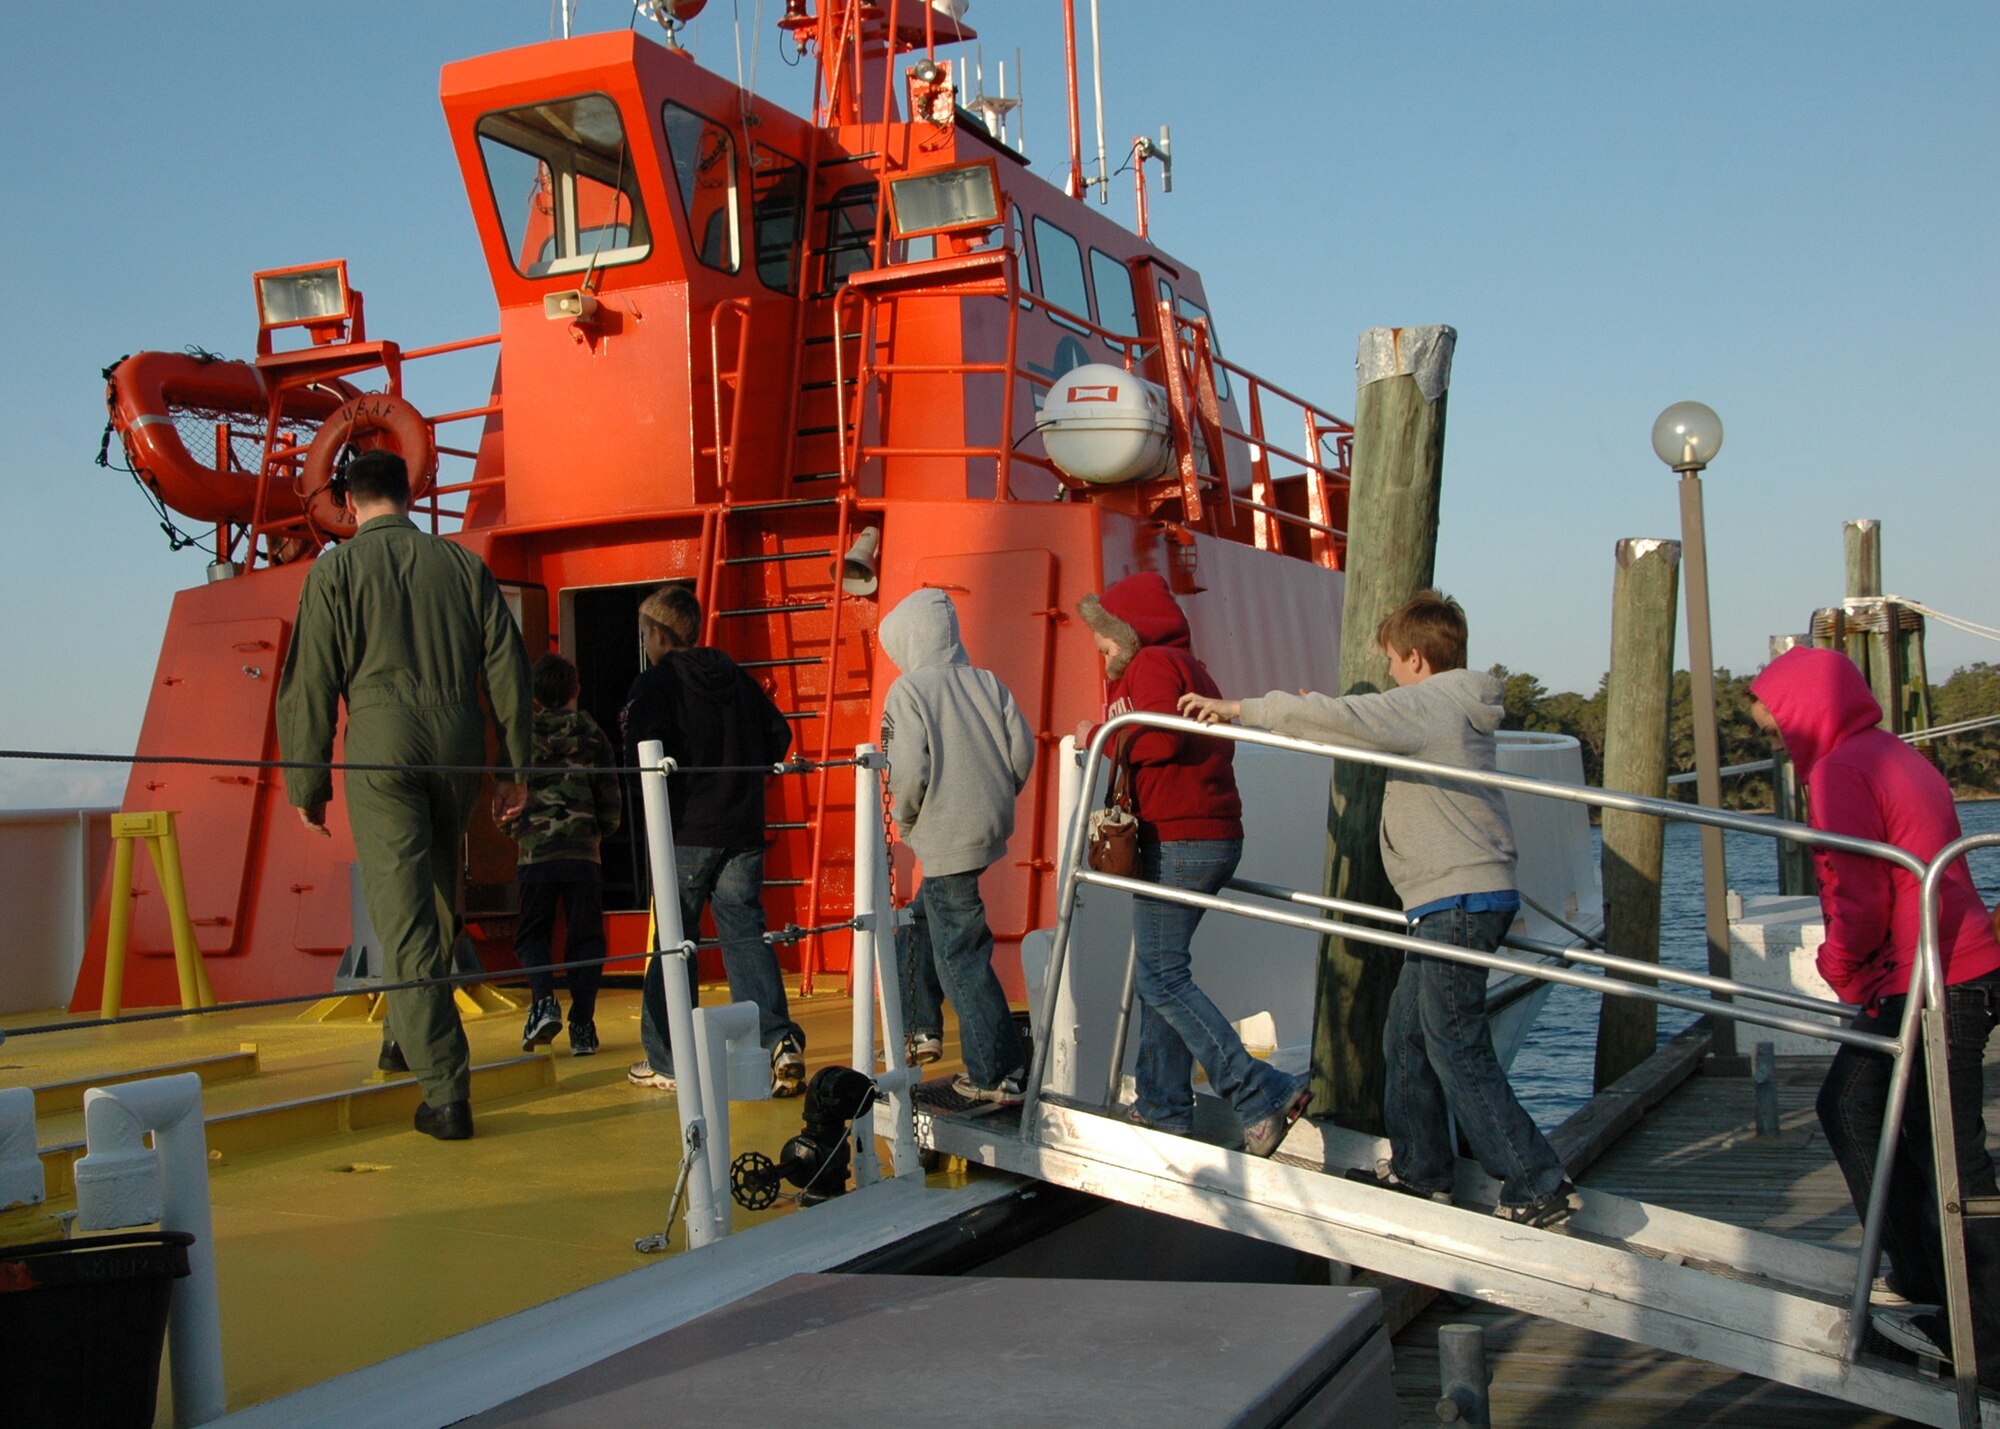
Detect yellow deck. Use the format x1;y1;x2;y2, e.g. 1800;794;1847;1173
0;981;957;1419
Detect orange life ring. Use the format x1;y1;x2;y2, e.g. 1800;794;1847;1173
300;393;437;540
104;351;353;525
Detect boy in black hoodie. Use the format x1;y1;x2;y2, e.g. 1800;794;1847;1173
622;585;806;1097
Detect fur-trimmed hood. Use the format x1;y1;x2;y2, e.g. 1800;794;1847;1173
1078;571;1189;679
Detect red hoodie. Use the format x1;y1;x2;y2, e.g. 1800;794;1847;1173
1750;647;2000;1009
1095;573;1242;843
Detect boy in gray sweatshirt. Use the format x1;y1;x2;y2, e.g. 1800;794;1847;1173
1181;590;1576;1227
879;589;1037;1104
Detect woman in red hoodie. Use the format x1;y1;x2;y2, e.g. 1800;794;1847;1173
1078;573;1310;1157
1750;645;2000;1380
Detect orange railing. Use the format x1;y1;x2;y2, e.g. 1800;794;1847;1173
827;225;1353;568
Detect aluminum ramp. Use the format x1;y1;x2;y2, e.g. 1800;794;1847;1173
905;1093;1995;1428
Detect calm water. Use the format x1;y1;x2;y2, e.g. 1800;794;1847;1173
1510;800;2000;1126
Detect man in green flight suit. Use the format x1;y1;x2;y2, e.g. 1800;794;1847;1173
277;449;533;1141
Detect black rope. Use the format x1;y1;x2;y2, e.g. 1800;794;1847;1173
0;915;863;1043
0;748;862;779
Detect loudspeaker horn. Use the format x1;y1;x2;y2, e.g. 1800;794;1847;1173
839;527;881;597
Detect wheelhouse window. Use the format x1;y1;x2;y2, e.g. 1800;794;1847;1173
819;184;877;293
1011;208;1034;298
1159;279;1231;402
662;103;741;273
1030;216;1090;334
750;145;804;292
477;94;650;280
1176;295;1231;400
1089;248;1139;355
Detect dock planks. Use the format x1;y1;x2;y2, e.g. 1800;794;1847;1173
1390;1048;1999;1425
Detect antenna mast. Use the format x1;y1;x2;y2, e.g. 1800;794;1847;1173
1089;0;1107;202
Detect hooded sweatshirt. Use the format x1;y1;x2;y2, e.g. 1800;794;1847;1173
1239;667;1515;910
622;646;792;850
1750;646;2000;1008
514;705;622;867
879;589;1036;877
1077;572;1242;843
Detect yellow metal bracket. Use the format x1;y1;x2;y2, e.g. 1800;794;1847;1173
101;810;217;1017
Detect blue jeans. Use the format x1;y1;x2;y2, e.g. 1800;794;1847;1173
1819;970;2000;1383
896;868;1025;1089
1385;906;1565;1207
641;845;804;1074
1131;839;1297;1134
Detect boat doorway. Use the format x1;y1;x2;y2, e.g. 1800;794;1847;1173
562;581;687;916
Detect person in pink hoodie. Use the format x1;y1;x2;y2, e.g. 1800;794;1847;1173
1750;645;2000;1381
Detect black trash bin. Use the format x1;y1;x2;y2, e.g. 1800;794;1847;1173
0;1230;194;1428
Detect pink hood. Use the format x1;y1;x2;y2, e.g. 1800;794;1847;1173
1748;646;1882;781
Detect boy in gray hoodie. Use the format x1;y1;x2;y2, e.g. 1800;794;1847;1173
1182;590;1576;1227
879;589;1036;1104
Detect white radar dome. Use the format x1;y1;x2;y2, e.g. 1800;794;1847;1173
1034;363;1173;486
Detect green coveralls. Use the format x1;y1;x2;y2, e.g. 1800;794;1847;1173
277;515;532;1107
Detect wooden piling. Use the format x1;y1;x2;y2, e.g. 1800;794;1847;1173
1843;519;1881;691
1594;538;1679;1091
1766;634;1816;896
1309;325;1453;1131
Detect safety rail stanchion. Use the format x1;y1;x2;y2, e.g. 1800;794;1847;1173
633;739;722;1252
1023;724;1127;1137
848;745;885;1189
848;744;923;1183
1033;707;1974;1413
692;1002;760;1236
1907;830;2000;1423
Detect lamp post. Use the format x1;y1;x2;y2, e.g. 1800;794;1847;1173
1652;401;1735;1057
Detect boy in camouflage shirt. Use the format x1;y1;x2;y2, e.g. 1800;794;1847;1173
505;654;623;1054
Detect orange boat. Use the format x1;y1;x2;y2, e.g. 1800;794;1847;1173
79;0;1352;1013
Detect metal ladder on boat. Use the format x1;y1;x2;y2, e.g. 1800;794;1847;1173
695;290;871;993
900;712;2000;1429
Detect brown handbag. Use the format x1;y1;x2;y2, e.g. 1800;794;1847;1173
1085;743;1139;876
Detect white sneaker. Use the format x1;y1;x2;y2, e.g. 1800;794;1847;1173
907;1033;943;1067
952;1072;1025;1106
1872;1307;1948;1361
627;1059;675;1091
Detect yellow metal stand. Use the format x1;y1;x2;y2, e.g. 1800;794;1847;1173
101;810;217;1018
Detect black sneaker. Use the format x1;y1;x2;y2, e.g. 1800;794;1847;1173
521;996;562;1051
1494;1179;1580;1228
568;1020;599;1057
1344;1159;1452;1204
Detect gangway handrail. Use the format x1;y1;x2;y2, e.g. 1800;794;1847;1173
1035;709;1986;1423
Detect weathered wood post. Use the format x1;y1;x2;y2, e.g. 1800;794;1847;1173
1767;633;1817;895
1838;521;1932;736
1594;538;1679;1091
1309;326;1453;1129
1843;518;1881;692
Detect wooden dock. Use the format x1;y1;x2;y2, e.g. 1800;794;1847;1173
1388;1033;1995;1424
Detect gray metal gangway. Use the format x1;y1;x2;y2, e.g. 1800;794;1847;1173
898;712;1998;1429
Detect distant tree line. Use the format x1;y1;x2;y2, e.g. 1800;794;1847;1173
1489;661;2000;811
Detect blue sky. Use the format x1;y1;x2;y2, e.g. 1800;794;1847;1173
2;2;1994;807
